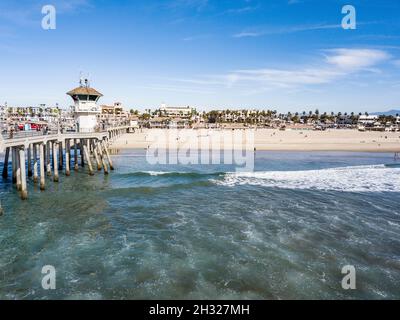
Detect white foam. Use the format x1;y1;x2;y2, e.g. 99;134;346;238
145;171;172;176
214;165;400;192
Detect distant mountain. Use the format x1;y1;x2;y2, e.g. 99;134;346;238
371;110;400;116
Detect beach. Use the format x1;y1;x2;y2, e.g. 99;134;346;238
111;129;400;152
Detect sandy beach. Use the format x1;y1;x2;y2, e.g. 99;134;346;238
112;128;400;152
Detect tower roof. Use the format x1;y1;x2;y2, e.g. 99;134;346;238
67;86;103;97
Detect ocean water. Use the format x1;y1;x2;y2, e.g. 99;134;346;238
0;150;399;300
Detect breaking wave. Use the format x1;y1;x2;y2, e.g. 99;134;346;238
118;171;225;178
213;165;400;193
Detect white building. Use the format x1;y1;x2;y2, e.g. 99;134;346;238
159;104;194;117
67;80;103;133
358;115;379;126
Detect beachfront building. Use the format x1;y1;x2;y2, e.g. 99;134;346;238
101;102;124;116
158;104;194;118
149;117;169;128
129;116;139;130
3;104;61;128
358;115;378;126
99;102;130;128
0;103;7;121
67;79;103;133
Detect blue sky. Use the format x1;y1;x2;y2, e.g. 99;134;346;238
0;0;399;113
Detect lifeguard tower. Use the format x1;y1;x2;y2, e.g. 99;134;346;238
67;78;103;133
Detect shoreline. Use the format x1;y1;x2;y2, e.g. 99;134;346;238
109;146;400;153
111;129;400;153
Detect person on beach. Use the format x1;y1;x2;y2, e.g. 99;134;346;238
9;127;14;139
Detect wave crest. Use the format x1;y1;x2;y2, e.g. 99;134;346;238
214;165;400;193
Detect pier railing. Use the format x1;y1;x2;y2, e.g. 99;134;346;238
1;125;131;146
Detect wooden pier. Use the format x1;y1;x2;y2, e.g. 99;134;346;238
1;126;128;200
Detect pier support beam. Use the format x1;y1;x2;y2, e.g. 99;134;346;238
74;139;79;171
97;142;108;175
53;142;59;182
43;143;46;168
93;141;102;171
16;148;22;191
59;142;63;170
46;142;52;176
102;141;114;170
83;145;94;176
12;147;17;183
80;139;85;167
33;144;39;183
40;144;45;191
65;140;70;176
27;144;33;177
19;149;28;200
66;139;71;169
2;147;10;179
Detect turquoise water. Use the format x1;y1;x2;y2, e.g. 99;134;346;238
0;150;399;299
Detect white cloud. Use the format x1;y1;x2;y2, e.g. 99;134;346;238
233;23;342;38
233;31;264;38
192;49;391;90
224;6;258;14
225;68;343;88
155;49;393;98
182;34;211;41
324;49;390;70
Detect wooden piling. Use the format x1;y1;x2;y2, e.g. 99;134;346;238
83;145;94;176
97;143;108;175
66;139;71;169
16;148;22;191
80;139;85;167
102;141;114;170
91;139;95;154
33;144;39;183
74;139;79;171
2;147;10;179
65;140;71;176
27;144;33;177
93;141;102;170
46;141;52;176
43;143;47;167
19;149;28;200
12;147;17;183
40;144;45;191
53;142;59;182
58;142;63;170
